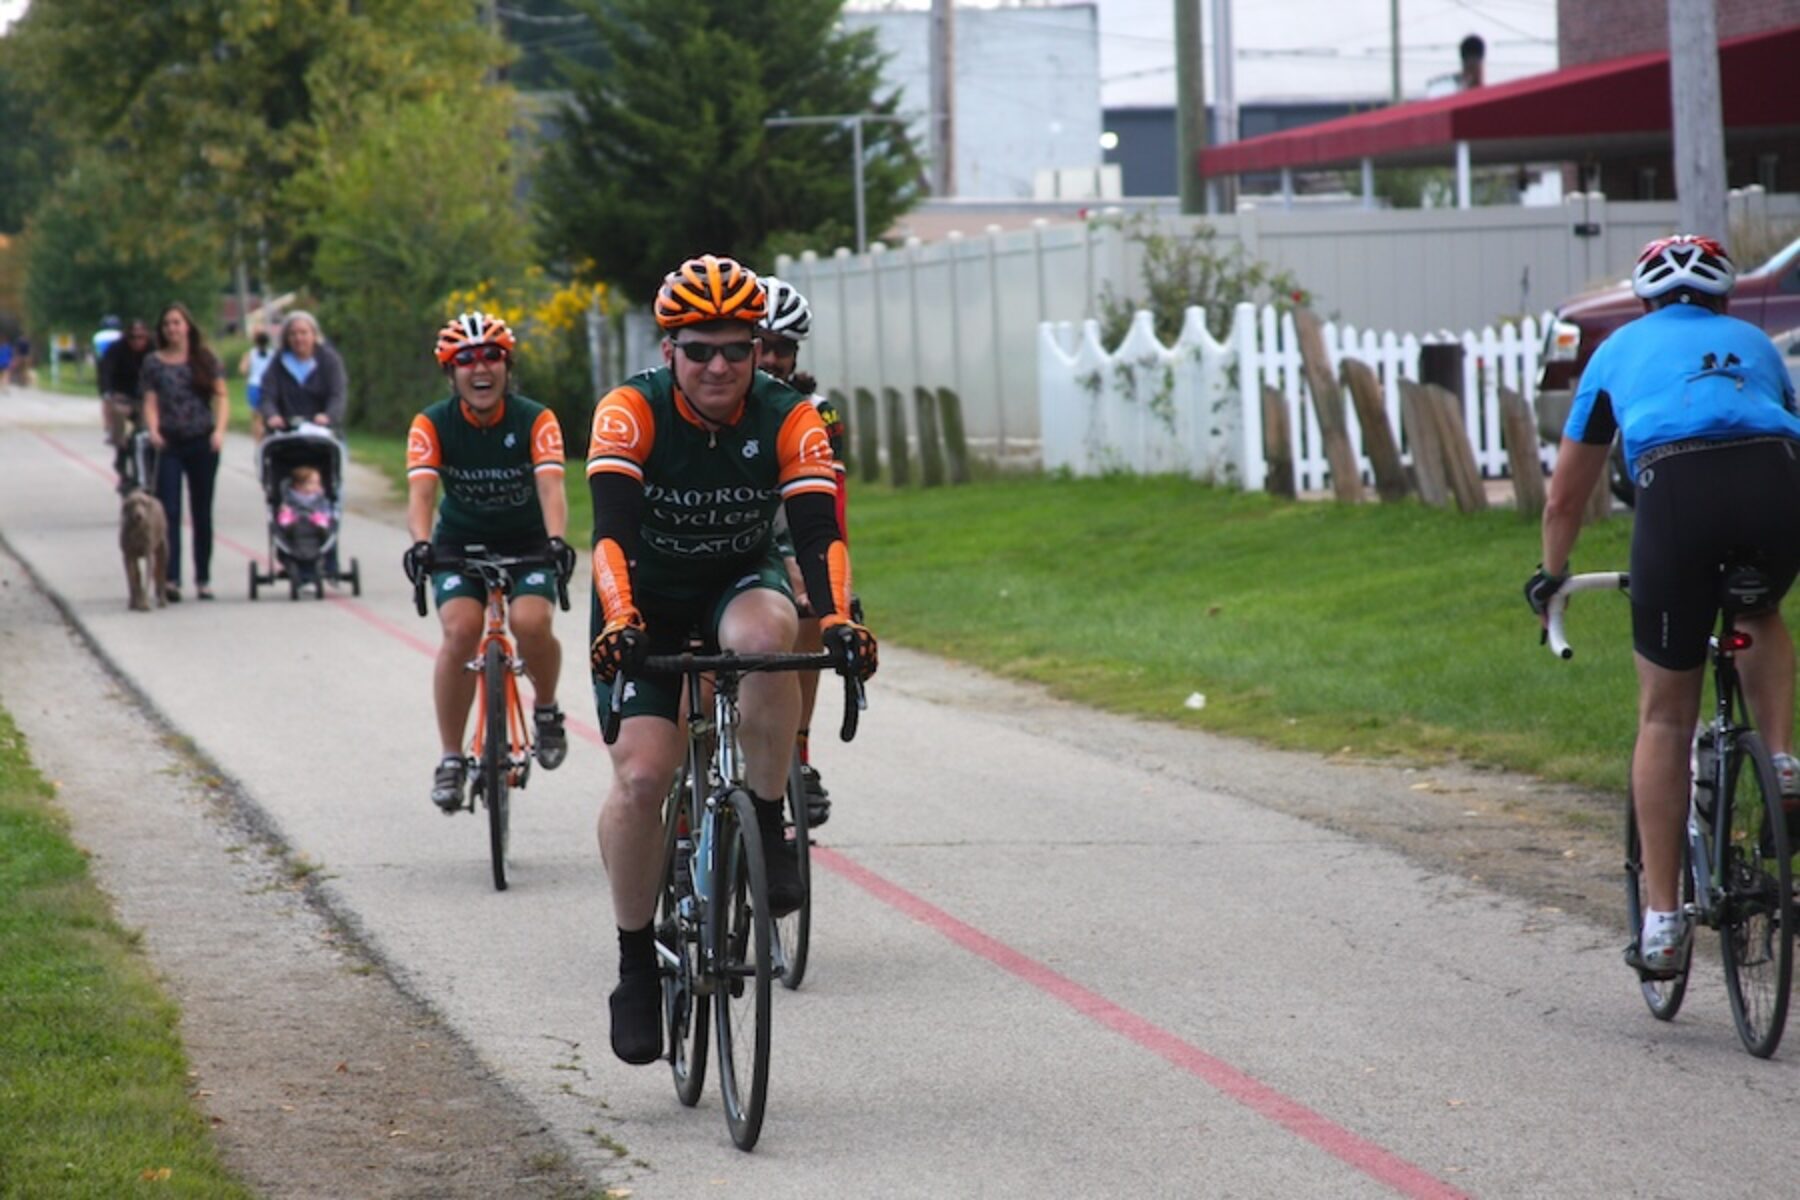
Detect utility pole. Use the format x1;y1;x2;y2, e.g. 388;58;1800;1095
1211;0;1236;212
1668;0;1727;237
1175;0;1206;214
1390;0;1401;103
929;0;955;196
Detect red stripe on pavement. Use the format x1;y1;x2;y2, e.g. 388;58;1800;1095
36;428;1465;1197
813;845;1470;1200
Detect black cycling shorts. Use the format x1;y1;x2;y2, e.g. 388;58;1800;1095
1629;438;1800;670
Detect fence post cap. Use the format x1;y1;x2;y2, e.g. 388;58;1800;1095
868;240;888;255
833;247;852;259
947;230;964;242
800;249;819;263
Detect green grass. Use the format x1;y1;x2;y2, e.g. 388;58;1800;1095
0;709;253;1199
844;474;1640;791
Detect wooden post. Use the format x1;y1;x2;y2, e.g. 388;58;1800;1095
914;386;946;487
1497;385;1546;518
1261;385;1296;499
1423;382;1489;513
1398;379;1450;508
883;386;911;486
1340;357;1408;502
1292;308;1363;503
936;387;971;483
854;387;881;485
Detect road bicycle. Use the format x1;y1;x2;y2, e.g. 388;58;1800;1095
604;648;864;1150
1549;565;1795;1057
413;547;570;892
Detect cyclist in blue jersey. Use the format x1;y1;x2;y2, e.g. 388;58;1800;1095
1526;235;1800;973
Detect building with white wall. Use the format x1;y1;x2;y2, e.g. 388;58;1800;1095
843;3;1102;199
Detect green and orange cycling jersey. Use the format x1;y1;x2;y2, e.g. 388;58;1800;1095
586;365;849;618
406;392;565;545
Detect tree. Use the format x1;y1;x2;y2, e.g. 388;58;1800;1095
22;152;226;335
0;45;67;235
7;0;510;289
534;0;920;298
287;92;533;431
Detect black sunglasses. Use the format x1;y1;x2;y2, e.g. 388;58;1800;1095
759;337;798;358
673;339;756;365
453;344;508;367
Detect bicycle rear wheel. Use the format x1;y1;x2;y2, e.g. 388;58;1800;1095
713;788;772;1151
776;752;812;991
661;764;709;1107
482;642;511;892
1720;731;1793;1058
1624;792;1690;1019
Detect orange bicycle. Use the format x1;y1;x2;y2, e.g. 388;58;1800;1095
413;546;570;891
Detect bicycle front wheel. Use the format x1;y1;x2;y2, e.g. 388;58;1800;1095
776;752;812;991
662;764;708;1107
482;642;511;892
713;788;772;1151
1720;731;1793;1058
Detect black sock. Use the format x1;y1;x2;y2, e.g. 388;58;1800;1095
752;793;785;838
617;922;655;976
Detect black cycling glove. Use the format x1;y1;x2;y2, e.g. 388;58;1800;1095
403;540;435;585
547;536;577;584
1523;565;1566;617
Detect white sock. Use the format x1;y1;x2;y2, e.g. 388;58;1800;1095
1643;909;1682;943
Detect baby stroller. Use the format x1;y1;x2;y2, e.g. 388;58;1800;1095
249;423;362;600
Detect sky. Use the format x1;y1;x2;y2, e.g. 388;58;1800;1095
849;0;1560;107
0;0;23;35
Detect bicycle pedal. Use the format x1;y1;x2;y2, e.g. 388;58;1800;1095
1623;941;1684;982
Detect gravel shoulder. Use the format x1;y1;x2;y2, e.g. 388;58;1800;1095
0;409;1629;1197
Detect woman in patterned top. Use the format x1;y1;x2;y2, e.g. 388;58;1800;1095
142;302;230;602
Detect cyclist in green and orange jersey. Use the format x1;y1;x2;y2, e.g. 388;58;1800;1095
586;255;876;1065
403;312;576;814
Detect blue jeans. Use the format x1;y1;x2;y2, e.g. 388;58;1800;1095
154;434;220;587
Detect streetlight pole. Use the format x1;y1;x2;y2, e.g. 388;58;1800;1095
765;113;911;254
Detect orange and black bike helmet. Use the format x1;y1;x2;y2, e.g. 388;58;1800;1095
434;311;517;366
654;255;767;330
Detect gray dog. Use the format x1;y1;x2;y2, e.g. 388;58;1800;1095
120;487;169;611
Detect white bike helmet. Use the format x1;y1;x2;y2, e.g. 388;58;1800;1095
1631;235;1736;300
757;276;813;343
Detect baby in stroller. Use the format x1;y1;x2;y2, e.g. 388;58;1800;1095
277;465;333;581
251;424;362;598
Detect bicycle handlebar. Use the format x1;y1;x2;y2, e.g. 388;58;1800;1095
1545;571;1629;659
601;650;867;746
410;547;572;618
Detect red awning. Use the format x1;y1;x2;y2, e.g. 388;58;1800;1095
1199;25;1800;177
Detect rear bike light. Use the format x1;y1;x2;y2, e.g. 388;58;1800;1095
1725;630;1754;652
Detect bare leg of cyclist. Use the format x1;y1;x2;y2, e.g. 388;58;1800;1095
434;599;483;754
509;595;562;703
598;715;683;1064
1633;656;1705;912
1737;611;1795;758
719;590;802;799
720;589;806;916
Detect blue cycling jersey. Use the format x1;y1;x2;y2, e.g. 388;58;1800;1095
1563;303;1800;471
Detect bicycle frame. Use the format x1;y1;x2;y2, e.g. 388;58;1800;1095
1685;609;1757;927
468;585;531;789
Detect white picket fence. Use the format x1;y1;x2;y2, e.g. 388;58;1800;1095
1040;304;1556;492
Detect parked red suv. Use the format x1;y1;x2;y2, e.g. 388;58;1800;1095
1537;234;1800;501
